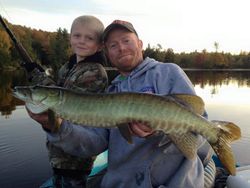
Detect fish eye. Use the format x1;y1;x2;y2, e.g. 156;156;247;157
48;90;59;96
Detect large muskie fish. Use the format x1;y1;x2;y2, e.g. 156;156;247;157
13;85;241;175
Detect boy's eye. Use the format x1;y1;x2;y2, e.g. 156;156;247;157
73;34;81;38
86;36;94;41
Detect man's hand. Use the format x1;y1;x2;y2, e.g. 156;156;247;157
26;106;62;132
129;122;155;137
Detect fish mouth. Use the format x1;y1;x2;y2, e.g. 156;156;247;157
12;87;22;98
12;89;19;99
12;86;32;101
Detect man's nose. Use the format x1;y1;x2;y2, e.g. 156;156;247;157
117;43;126;51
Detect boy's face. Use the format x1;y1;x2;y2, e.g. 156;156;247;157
70;22;101;62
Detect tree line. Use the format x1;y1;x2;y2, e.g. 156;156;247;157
1;18;250;72
143;44;250;69
0;18;70;71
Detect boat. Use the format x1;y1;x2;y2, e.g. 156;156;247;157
40;151;250;188
226;165;250;188
40;151;108;188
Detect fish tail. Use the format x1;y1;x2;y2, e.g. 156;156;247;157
211;121;241;175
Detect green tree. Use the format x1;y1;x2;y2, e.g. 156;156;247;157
31;29;51;65
0;30;12;68
214;41;219;52
48;28;70;72
164;48;175;63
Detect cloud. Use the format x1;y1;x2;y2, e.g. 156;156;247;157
1;0;250;53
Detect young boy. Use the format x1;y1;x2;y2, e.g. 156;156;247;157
28;15;108;188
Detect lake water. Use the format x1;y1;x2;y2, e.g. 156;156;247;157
0;69;249;188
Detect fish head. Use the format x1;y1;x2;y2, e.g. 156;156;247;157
13;85;34;102
13;85;61;107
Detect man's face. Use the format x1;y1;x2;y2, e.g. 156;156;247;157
105;28;143;75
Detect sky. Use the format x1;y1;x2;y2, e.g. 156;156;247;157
0;0;250;54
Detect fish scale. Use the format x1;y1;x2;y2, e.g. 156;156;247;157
47;90;220;138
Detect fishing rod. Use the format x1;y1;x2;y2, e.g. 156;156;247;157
0;14;44;72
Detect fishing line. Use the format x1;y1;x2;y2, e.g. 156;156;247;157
0;0;13;23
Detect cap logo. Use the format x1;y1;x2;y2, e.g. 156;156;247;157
112;20;131;25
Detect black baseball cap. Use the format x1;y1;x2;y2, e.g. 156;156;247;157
102;20;138;42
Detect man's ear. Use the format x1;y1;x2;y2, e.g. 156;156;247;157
138;39;143;49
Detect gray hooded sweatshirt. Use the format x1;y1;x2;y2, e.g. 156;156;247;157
47;57;210;188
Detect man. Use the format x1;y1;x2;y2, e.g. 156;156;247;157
29;20;215;188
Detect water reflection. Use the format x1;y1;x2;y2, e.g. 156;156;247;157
185;70;250;165
186;70;250;90
0;70;27;118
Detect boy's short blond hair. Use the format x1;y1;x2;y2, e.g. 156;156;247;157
70;15;104;42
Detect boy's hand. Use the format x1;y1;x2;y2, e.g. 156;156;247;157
26;106;62;132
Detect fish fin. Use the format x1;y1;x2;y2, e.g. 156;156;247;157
168;133;199;160
158;134;171;147
170;94;205;115
212;120;241;141
48;109;61;132
117;123;133;144
25;102;49;114
210;121;241;175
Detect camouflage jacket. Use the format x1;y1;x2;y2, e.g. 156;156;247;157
57;53;108;93
29;52;108;93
